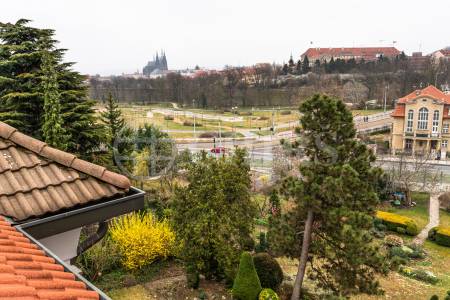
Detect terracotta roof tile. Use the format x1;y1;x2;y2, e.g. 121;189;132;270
391;104;405;117
397;85;450;104
0;217;99;299
302;47;401;61
0;121;131;221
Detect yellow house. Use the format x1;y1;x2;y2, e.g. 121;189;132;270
391;85;450;158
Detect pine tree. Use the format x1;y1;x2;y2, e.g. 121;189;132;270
100;93;134;168
301;55;311;74
0;20;106;160
101;93;125;145
40;38;69;150
269;95;388;299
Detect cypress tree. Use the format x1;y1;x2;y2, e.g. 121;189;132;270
101;93;125;145
40;38;69;150
232;252;262;300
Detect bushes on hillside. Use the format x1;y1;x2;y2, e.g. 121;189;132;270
375;211;419;236
428;226;450;247
399;266;439;284
259;288;280;300
109;212;176;270
76;236;121;281
253;253;283;291
438;192;450;211
233;252;262;300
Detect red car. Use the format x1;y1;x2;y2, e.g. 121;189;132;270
210;146;226;154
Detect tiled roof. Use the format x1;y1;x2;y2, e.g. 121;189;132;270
391;104;405;117
0;122;131;221
302;47;401;60
397;85;450;104
0;217;99;299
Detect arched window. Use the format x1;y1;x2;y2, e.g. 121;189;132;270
406;110;414;132
417;107;428;130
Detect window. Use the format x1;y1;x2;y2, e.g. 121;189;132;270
417;107;428;130
443;124;449;133
432;110;440;133
406;110;414;132
442;140;448;148
405;139;412;149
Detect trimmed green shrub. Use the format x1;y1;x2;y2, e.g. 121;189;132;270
280;110;291;115
164;115;174;120
253;253;283;291
233;252;262;300
259;288;280;300
429;226;450;247
430;295;439;300
376;211;419;236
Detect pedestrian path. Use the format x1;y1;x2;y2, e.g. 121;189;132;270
413;193;440;244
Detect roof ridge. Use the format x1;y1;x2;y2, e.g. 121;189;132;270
0;122;130;190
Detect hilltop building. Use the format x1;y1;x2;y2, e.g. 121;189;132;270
143;51;168;76
391;85;450;158
301;47;401;64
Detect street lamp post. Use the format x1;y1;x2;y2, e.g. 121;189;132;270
192;99;196;139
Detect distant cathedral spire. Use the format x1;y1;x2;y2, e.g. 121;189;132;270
143;50;168;75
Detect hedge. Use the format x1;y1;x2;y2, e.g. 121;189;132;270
375;211;419;236
428;226;450;247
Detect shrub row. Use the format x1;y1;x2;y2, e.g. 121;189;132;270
280;110;291;115
183;120;203;127
375;211;419;236
428;226;450;247
399;266;439;284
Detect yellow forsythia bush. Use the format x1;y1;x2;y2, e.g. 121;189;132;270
376;211;419;236
109;212;176;270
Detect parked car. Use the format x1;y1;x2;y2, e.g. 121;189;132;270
211;146;226;154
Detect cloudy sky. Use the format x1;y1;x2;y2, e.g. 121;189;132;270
2;0;449;75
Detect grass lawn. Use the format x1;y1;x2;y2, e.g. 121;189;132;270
384;191;430;231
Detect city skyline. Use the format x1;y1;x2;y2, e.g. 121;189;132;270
2;0;449;75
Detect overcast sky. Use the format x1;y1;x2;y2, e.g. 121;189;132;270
2;0;449;75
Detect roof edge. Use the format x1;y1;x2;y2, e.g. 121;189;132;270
0;122;130;190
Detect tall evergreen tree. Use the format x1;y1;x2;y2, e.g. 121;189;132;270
268;95;388;299
296;60;302;74
301;55;311;74
100;93;134;168
0;19;105;160
40;38;69;150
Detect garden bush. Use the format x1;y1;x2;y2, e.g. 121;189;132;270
183;120;202;127
375;211;419;236
399;266;439;284
239;111;253;116
255;232;268;253
233;252;262;300
258;116;269;121
109;212;176;270
428;226;450;247
259;288;280;300
76;236;121;281
280;110;291;115
253;253;283;291
384;234;404;247
438;192;450;211
164;115;174;120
